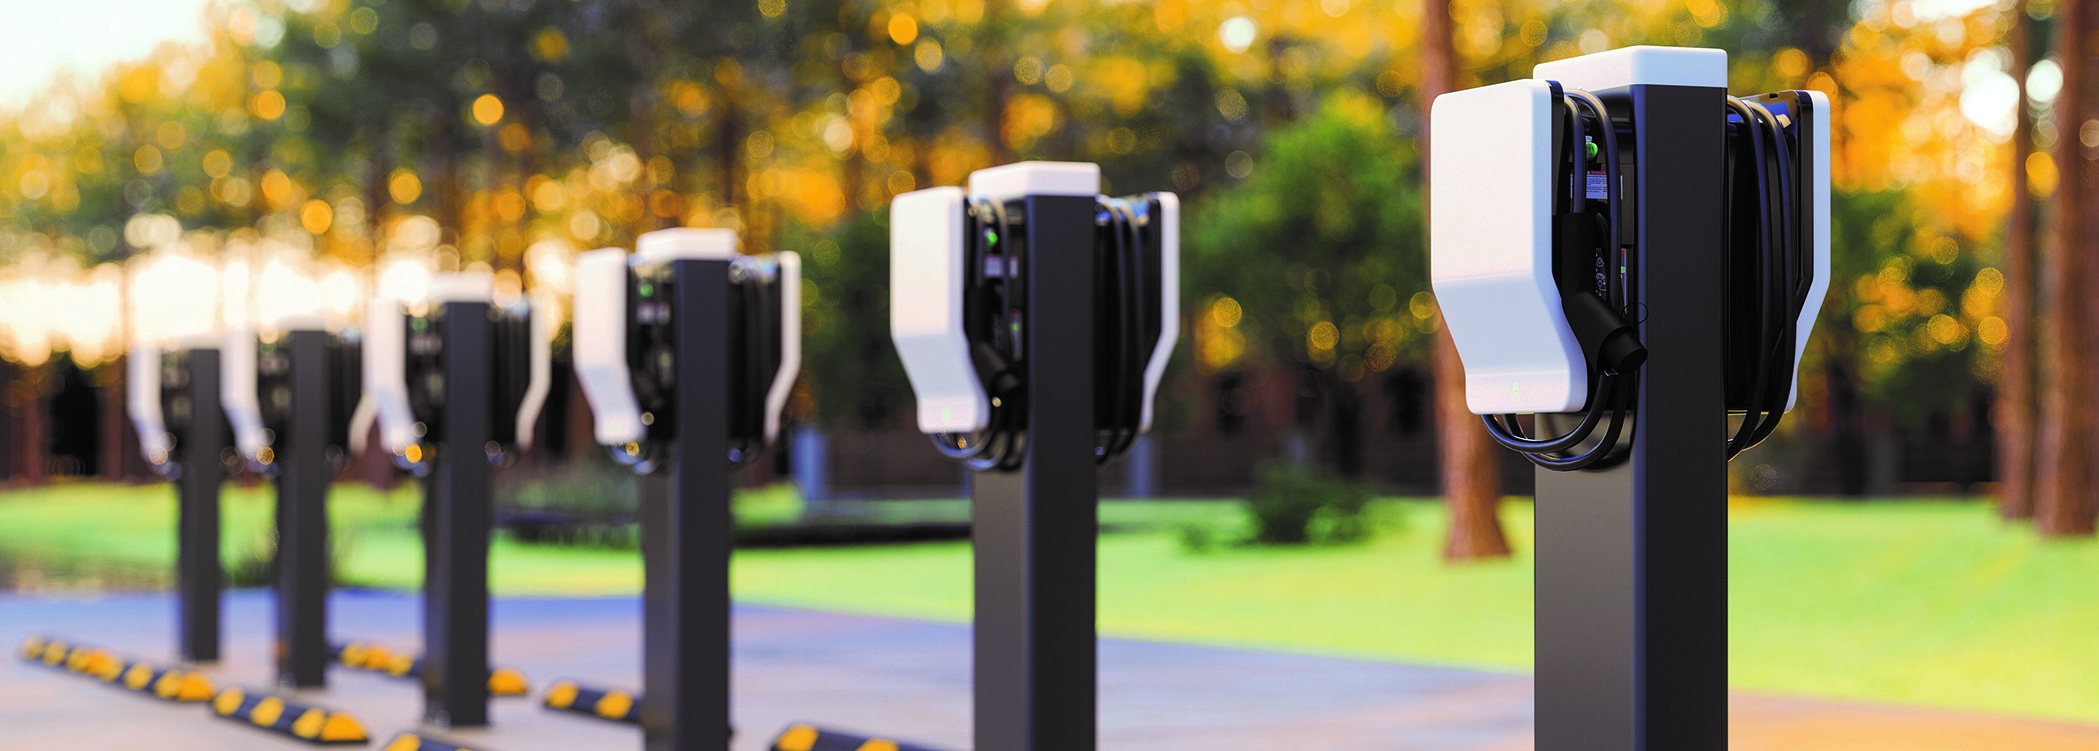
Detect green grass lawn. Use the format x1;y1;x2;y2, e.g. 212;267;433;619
0;482;2091;724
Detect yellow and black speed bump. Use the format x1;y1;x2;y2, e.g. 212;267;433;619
540;679;640;724
380;731;489;751
20;634;76;668
768;723;951;751
210;686;370;744
19;635;217;702
333;641;531;696
333;641;397;671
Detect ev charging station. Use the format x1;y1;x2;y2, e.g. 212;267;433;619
221;315;363;688
127;336;230;665
832;161;1179;751
1430;47;1829;748
361;272;552;726
570;228;800;751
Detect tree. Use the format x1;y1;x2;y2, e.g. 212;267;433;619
1998;1;2038;520
785;210;914;429
1183;96;1431;478
1420;0;1508;561
2035;0;2099;537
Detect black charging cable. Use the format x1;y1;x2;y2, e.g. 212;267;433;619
604;253;789;471
932;198;1027;471
1480;89;1643;471
728;261;773;465
930;195;1155;470
1741;98;1803;452
1479;90;1809;467
1567;88;1626;313
1722;96;1804;459
1096;197;1148;464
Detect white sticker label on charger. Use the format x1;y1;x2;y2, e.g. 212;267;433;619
1585;171;1611;200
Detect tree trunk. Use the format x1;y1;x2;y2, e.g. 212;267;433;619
1777;0;1844;74
717;63;744;224
627;15;668;239
365;128;390;252
1265;36;1297;123
2071;0;2099;535
1825;353;1871;495
1432;327;1508;558
1323;370;1366;477
981;0;1010;165
840;49;868;214
99;360;128;482
428;109;464;256
843;140;866;215
0;360;16;482
352;420;397;491
1419;0;1457;114
1420;0;1508;560
1997;2;2038;521
2035;0;2099;537
14;364;47;487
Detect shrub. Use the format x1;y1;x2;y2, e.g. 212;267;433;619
227;521;362;589
225;530;275;588
1176;522;1221;553
498;460;643;548
1243;463;1373;546
495;460;808;548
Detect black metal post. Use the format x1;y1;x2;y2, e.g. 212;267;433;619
973;194;1099;751
275;329;332;687
425;302;493;727
638;470;674;737
1533;83;1729;750
636;259;736;751
177;347;224;664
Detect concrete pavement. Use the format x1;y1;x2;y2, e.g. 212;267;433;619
0;592;2090;750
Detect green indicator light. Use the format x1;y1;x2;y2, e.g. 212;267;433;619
1584;139;1599;159
411;318;427;332
638;283;655;298
983;229;999;245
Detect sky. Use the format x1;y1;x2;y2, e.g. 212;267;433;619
0;0;215;108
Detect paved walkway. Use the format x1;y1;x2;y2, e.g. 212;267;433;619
1;592;2093;750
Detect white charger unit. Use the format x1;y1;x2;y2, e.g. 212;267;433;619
221;326;268;466
764;251;802;445
1529;46;1828;412
1434;46;1830;417
968;160;1100;201
126;343;173;469
573;228;801;452
891;162;1103;436
1137;192;1180;433
890;186;986;434
361;294;415;456
574;247;645;446
891;161;1179;437
1532;45;1728;91
369;271;494;457
1792;89;1832;412
517;291;555;451
1429;79;1587;415
573;229;741;448
360;271;550;458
